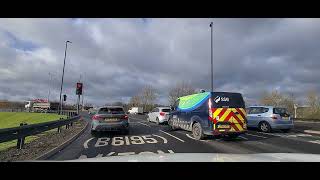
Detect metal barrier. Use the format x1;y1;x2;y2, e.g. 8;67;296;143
0;115;81;149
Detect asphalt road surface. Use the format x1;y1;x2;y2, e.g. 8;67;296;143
48;112;320;160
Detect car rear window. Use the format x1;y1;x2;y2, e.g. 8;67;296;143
273;108;289;116
98;107;124;114
161;109;170;112
211;92;245;108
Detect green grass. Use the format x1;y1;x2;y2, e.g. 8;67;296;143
0;112;67;151
0;112;67;129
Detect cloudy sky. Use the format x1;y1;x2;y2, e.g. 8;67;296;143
0;18;319;106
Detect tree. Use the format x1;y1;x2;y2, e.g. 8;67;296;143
168;81;196;105
128;95;142;107
140;85;157;112
306;90;320;116
260;90;296;115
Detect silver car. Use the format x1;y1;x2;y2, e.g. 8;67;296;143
147;107;170;124
247;106;294;133
91;106;129;134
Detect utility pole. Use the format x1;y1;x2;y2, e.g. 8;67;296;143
58;41;72;115
210;21;213;92
48;72;53;102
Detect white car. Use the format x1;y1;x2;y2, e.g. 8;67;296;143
147;107;170;124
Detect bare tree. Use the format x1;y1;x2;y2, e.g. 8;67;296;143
260;90;296;115
168;81;196;105
140;85;157;112
128;95;142;107
306;90;320;116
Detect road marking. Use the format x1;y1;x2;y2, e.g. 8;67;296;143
118;152;135;156
78;155;87;159
107;152;115;156
137;122;151;127
159;130;185;142
246;133;268;139
304;130;320;135
168;150;175;154
309;140;320;144
238;136;248;140
152;134;168;143
96;154;103;158
185;133;208;142
84;137;94;149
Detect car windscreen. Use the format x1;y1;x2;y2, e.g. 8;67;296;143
161;109;170;112
98;107;124;114
211;92;245;108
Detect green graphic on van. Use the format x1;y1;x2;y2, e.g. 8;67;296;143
178;92;211;111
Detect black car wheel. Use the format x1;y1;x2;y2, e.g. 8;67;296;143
192;122;204;140
156;117;160;125
259;121;271;133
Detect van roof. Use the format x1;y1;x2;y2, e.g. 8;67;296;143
177;91;242;100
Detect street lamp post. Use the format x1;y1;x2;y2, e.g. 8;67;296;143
58;41;72;115
210;22;213;92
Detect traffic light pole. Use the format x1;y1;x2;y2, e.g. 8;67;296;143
77;94;80;114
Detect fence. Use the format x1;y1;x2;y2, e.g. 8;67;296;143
0;113;80;149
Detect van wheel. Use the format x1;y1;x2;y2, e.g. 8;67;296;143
156;117;160;125
259;122;271;133
192;122;204;140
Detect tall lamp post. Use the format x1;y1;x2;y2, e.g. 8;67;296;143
210;21;213;92
59;40;72;114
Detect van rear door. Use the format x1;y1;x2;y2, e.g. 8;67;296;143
209;92;247;133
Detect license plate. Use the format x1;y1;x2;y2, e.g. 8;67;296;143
217;124;230;129
282;117;289;120
105;118;118;122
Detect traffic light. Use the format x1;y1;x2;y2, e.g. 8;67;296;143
63;94;67;101
76;83;83;95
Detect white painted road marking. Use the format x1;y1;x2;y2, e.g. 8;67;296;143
304;130;320;135
309;140;320;144
152;134;168;143
78;155;87;159
238;136;248;140
159;130;185;142
137;122;151;127
92;135;166;147
246;133;268;139
84;137;94;149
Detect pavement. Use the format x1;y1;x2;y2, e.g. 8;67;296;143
48;112;320;160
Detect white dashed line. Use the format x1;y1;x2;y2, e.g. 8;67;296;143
84;137;94;149
246;133;268;139
159;130;185;142
309;140;320;145
304;130;320;135
238;136;248;140
78;155;87;159
136;122;151;127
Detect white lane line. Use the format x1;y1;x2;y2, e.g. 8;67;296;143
186;133;195;140
304;130;320;135
246;133;268;139
309;140;320;144
257;132;283;137
96;154;103;158
238;136;248;140
168;150;175;154
159;130;185;142
152;134;168;143
136;122;151;127
84;137;94;149
107;152;115;156
78;155;87;159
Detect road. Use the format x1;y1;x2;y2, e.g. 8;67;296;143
48;112;320;160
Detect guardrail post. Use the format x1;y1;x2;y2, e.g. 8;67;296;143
17;123;27;149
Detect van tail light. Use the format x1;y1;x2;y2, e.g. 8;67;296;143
92;115;102;121
160;112;165;116
271;114;278;120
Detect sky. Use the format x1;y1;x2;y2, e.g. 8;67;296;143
0;18;319;106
